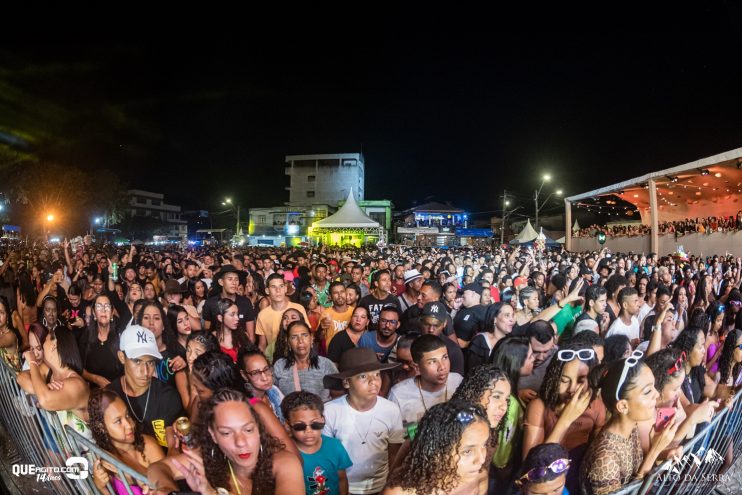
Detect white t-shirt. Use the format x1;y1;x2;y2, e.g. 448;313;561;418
388;373;464;426
606;315;641;342
323;395;405;494
637;302;652;325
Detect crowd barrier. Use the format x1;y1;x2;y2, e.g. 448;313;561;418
0;353;739;495
0;359;146;495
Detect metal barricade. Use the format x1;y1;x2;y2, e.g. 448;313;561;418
64;427;150;495
635;392;742;495
0;359;147;495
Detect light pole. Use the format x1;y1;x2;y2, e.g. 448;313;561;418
534;174;562;229
221;198;242;236
45;214;54;241
500;190;523;245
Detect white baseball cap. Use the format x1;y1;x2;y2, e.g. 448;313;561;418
119;325;162;360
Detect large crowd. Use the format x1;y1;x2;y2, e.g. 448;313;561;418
0;237;740;495
574;211;742;237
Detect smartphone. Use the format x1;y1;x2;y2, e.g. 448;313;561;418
655;407;676;431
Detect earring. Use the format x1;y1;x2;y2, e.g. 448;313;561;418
211;447;214;457
260;444;263;456
42;317;47;327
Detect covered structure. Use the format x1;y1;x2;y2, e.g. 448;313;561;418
565;147;742;254
308;189;385;247
509;219;538;245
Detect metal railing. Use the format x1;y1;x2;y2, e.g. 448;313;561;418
0;359;147;494
606;392;742;495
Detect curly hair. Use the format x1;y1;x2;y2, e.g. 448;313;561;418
644;348;685;394
539;341;599;410
451;364;509;443
386;400;489;493
195;388;284;493
88;388;146;462
719;329;742;385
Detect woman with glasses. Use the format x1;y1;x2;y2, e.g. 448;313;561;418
522;342;604;493
516;443;570;495
78;294;123;388
385;400;490;495
579;352;678;495
272;321;338;402
238;346;285;422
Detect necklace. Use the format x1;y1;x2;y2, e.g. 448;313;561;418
417;376;447;412
228;460;243;495
352;416;372;445
122;377;151;424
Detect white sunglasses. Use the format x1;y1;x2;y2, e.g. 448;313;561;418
557;349;596;362
615;350;644;401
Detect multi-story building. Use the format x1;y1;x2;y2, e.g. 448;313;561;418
285;153;364;206
248;204;332;247
125;190;188;238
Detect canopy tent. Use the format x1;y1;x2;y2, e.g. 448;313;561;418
509;219;538;245
565;146;742;253
309;189;385;246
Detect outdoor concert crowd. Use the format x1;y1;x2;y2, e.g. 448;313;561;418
1;237;741;495
574;211;742;238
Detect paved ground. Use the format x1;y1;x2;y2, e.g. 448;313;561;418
716;455;742;495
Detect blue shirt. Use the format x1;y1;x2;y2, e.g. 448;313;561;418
300;435;353;495
357;331;397;363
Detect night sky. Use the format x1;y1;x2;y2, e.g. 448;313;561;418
2;18;742;221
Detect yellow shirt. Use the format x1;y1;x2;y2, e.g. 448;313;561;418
255;302;308;362
321;306;354;346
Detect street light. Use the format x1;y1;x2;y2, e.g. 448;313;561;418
534;174;561;229
47;214;54;222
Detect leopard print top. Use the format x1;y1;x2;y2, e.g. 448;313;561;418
579;426;642;495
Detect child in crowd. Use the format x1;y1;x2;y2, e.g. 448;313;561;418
322;347;405;495
282;391;352;495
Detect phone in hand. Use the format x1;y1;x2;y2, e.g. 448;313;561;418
655;407;676;432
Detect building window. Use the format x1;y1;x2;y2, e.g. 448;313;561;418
151;199;161;206
258;215;266;224
307;175;315;182
307;191;315;198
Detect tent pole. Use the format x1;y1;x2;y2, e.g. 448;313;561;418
565;199;572;252
648;179;659;254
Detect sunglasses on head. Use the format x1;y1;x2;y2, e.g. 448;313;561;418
557;349;596;362
290;420;325;432
666;351;686;375
616;350;644;401
516;458;571;486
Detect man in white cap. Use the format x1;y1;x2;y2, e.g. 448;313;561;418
108;325;184;450
397;269;423;312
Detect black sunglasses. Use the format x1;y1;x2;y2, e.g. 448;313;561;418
290;421;325;432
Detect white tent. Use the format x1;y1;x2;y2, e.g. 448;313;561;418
510;219;538;244
572;220;581;233
312;189;380;228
